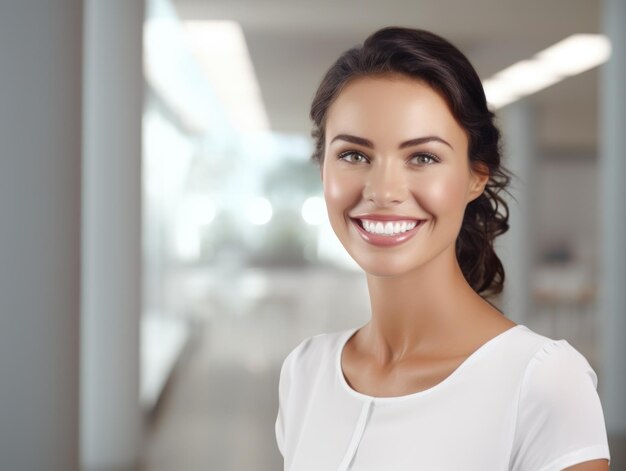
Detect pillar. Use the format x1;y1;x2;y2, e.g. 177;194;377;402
497;100;536;325
0;2;82;470
81;1;144;469
599;0;626;436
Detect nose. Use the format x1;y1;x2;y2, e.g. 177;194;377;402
363;161;408;206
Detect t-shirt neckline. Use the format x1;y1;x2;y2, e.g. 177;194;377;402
336;324;527;403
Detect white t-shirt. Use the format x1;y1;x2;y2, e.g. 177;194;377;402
275;324;610;471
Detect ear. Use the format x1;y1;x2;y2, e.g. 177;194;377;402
467;161;489;202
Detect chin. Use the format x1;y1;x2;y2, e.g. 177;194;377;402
346;240;456;279
351;253;424;278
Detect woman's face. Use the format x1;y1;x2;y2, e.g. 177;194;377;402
322;74;488;277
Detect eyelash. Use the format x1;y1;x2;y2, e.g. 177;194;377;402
337;151;440;165
337;151;369;164
412;153;440;165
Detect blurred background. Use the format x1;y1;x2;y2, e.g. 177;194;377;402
1;0;625;470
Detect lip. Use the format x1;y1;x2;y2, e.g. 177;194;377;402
350;217;426;247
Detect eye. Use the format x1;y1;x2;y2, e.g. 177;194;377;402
338;151;370;164
410;153;439;165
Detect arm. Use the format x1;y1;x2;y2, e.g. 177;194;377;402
564;458;610;470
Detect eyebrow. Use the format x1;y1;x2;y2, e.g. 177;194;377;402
330;133;454;150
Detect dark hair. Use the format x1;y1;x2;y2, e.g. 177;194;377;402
310;27;512;297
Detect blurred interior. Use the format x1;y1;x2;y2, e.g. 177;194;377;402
140;0;626;468
1;0;625;470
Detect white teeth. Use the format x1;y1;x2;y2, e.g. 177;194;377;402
360;219;420;236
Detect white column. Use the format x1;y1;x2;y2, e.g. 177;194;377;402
599;0;626;436
81;1;144;469
497;100;536;325
0;2;82;470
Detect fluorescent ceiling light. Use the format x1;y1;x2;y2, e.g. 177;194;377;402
482;78;520;109
494;60;562;96
484;34;611;110
184;21;270;133
536;34;612;76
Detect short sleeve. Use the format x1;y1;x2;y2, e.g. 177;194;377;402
509;340;611;471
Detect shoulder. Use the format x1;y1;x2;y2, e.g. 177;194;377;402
481;324;569;374
278;327;354;388
504;324;560;356
492;325;599;380
515;337;606;437
521;339;598;401
512;327;602;421
509;331;610;471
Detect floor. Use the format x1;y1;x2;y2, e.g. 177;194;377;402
140;265;625;471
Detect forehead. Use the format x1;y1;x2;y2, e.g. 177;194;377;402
325;75;467;149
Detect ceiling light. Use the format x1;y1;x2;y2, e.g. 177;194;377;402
535;34;612;76
484;34;611;110
481;78;520;109
492;60;562;97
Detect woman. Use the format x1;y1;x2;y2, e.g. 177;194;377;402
275;27;610;470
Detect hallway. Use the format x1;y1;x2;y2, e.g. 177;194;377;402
140;266;623;470
141;266;370;470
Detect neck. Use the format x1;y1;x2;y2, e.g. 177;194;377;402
363;248;496;364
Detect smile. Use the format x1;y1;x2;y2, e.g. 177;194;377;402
350;217;426;247
360;219;417;236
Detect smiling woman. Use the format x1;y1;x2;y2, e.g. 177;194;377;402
274;27;611;471
322;75;487;279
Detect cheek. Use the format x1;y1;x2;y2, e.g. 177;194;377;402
323;170;360;217
418;171;469;215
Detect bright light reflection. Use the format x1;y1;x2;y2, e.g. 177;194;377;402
184;20;269;133
484;34;611;110
482;79;520;109
182;195;216;226
301;196;326;225
536;34;612;76
246;197;273;225
492;60;561;97
174;225;201;261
